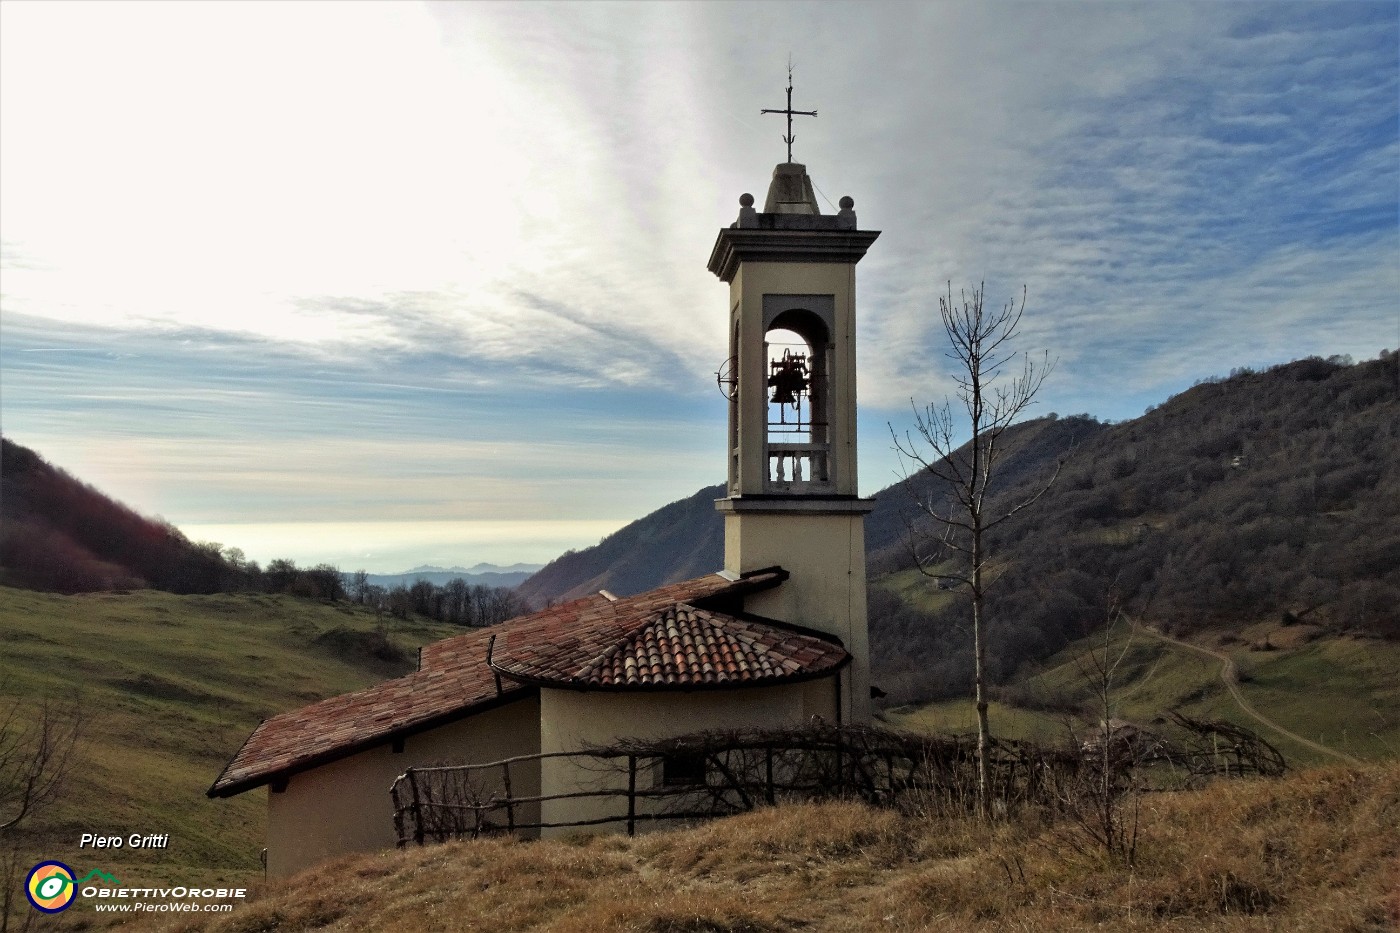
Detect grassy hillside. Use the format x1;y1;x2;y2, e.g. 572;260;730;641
884;603;1400;767
0;587;462;894
134;764;1399;932
4;588;1396;930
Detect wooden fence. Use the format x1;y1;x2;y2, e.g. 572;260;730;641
389;719;1283;848
389;725;1070;847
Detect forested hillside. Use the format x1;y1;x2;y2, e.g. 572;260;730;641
874;352;1399;702
516;483;727;605
0;438;528;627
516;416;1101;606
521;354;1399;703
0;437;233;593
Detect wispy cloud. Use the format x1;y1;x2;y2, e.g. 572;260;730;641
1;1;1394;566
0;313;724;536
859;2;1397;411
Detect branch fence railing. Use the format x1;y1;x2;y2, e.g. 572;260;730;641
390;719;1283;848
392;725;1067;847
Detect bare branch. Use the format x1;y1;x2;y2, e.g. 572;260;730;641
0;696;83;834
890;280;1066;820
984;454;1066;531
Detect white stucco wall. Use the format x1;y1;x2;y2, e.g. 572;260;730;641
725;511;871;723
264;693;540;877
537;679;837;838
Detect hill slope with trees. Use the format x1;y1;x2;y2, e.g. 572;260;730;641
520;354;1399;702
516;483;729;605
517;415;1101;607
0;437;236;593
874;352;1398;702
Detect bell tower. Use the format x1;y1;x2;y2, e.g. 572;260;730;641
708;161;880;723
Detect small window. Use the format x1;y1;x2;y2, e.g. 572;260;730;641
661;753;707;787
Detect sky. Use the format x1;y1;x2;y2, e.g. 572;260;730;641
2;1;1396;573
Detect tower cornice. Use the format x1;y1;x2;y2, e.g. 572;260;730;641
715;495;875;516
707;228;881;283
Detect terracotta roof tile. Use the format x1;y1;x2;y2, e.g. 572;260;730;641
208;569;828;798
208;625;520;798
489;597;847;690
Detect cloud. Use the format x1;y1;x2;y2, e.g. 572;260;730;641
0;311;726;531
2;1;1395;561
6;2;1390;405
856;2;1398;412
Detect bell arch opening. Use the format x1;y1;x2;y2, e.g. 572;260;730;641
763;309;831;491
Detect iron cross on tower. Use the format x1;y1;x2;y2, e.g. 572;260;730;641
761;64;816;164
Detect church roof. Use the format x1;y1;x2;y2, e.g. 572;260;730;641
489;601;848;690
209;567;843;798
208;624;517;799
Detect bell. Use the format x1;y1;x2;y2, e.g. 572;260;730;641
767;353;808;406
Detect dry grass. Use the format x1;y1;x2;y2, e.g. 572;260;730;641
141;764;1398;933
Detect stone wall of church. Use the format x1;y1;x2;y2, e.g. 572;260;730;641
264;694;540;877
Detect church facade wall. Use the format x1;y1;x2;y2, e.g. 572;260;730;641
724;511;871;723
264;694;540;877
536;679;837;838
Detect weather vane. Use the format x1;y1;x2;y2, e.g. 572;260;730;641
761;60;816;164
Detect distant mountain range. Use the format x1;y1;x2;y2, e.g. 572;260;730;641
359;565;542;590
519;354;1399;703
406;563;543;575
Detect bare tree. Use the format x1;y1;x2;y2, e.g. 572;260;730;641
349;569;372;605
442;578;469;625
1;696;83;932
0;698;80;834
892;281;1059;816
1054;600;1145;865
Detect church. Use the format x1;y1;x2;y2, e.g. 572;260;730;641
209;156;881;878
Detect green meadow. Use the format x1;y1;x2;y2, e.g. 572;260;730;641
886;612;1400;767
0;586;461;900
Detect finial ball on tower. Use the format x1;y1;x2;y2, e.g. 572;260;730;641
839;196;854;210
740;193;755;208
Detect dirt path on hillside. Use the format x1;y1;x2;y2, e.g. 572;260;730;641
1137;624;1361;765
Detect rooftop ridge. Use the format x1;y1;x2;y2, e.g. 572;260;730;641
564;599;674;681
